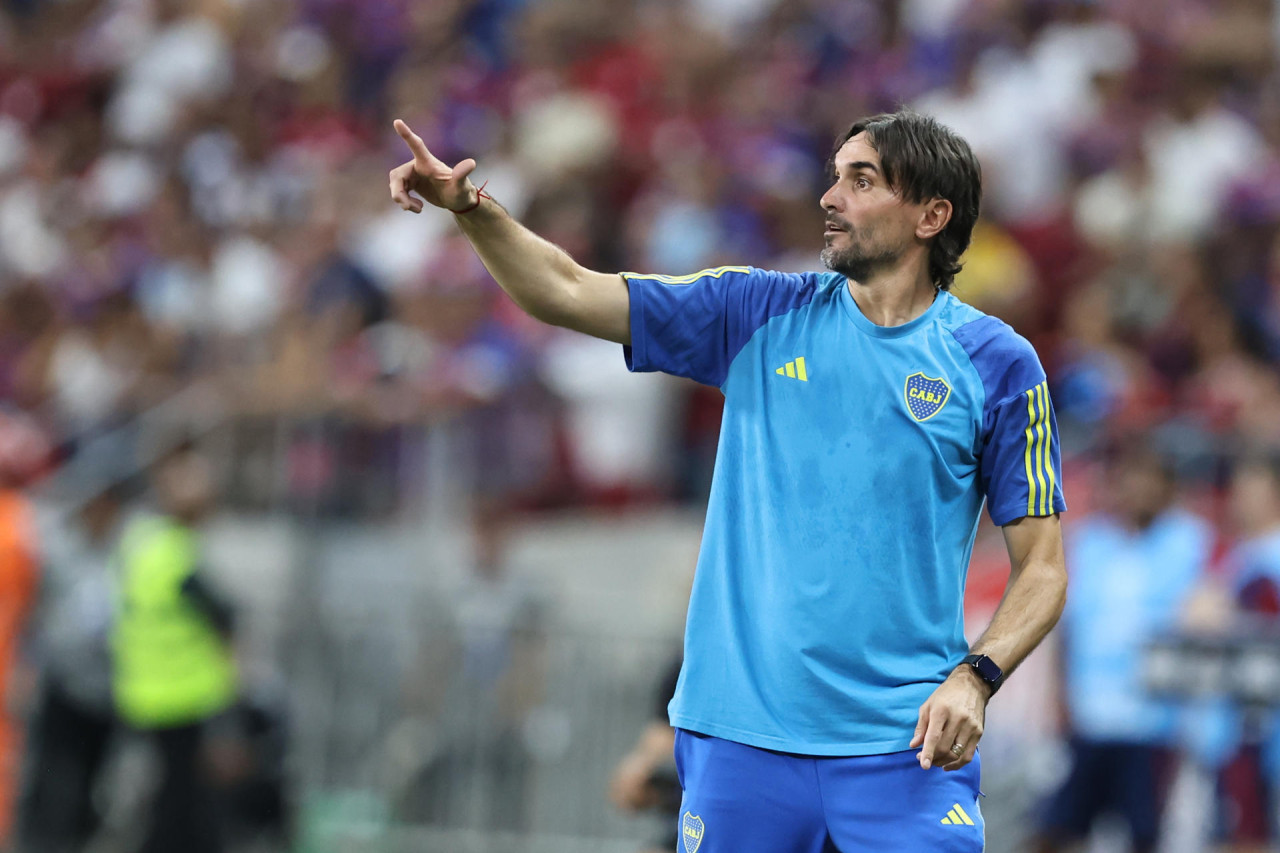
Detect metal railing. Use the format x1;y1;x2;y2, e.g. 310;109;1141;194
286;618;680;852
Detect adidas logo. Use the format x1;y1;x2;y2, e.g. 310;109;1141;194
940;803;976;826
774;357;808;381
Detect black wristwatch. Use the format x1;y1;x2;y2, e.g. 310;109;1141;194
960;654;1005;695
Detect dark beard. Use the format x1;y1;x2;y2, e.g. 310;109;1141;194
821;242;899;282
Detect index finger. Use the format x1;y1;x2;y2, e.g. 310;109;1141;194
918;709;946;770
393;119;438;166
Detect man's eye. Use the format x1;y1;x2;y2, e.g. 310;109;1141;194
856;178;870;189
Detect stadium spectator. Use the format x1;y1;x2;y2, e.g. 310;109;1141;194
1034;439;1213;853
0;0;1267;522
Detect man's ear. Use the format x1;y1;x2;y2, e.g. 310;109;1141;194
917;198;953;241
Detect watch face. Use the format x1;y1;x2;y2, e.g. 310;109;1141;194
974;656;1001;682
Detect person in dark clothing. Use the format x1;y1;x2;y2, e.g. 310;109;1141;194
18;484;124;853
611;654;682;853
205;685;293;850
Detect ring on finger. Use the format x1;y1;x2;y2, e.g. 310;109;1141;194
950;742;965;757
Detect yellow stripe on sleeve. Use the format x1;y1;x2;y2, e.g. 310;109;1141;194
1041;382;1058;515
1033;382;1049;516
1025;389;1037;517
625;265;753;285
1034;384;1044;512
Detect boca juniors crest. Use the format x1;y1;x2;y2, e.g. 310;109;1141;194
682;812;705;853
905;372;951;421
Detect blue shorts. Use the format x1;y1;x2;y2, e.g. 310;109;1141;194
673;729;985;853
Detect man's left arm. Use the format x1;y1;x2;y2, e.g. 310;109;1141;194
911;513;1067;770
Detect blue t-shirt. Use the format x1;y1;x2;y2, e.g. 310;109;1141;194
624;266;1066;755
1061;510;1212;744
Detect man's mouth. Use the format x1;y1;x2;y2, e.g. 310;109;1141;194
824;221;846;235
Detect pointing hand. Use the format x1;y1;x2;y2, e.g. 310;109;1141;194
388;119;479;214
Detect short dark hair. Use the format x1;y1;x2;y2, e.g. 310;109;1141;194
833;111;982;291
1104;433;1177;483
1235;447;1280;488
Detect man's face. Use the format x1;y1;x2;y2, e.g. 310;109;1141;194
1230;464;1280;534
819;133;924;283
1112;458;1170;528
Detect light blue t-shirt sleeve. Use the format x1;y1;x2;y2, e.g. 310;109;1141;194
622;266;818;387
952;315;1067;526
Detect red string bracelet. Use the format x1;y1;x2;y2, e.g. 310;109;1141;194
453;181;491;215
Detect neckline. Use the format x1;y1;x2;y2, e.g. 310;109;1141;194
838;279;949;339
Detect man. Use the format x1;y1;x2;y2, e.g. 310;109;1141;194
1034;441;1211;853
389;110;1068;851
390;504;544;830
1201;453;1280;852
112;449;237;853
0;413;44;846
20;482;125;853
611;654;683;853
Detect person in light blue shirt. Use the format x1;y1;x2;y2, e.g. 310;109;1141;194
1198;454;1280;847
1034;441;1212;853
388;109;1068;852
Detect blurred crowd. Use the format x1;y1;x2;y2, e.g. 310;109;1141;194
1;0;1280;850
0;0;1273;507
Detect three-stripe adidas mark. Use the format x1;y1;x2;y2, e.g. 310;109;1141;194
940;803;975;826
774;357;808;381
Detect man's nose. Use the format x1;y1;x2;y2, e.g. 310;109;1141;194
819;185;839;212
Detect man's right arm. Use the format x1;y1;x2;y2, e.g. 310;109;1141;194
389;119;630;345
452;200;631;344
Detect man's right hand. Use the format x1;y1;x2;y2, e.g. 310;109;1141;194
389;119;479;214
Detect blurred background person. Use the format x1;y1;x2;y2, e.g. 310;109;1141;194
392;504;545;832
1034;438;1213;853
18;479;125;853
0;412;47;846
609;653;682;853
203;683;293;853
112;447;237;853
1188;452;1280;853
